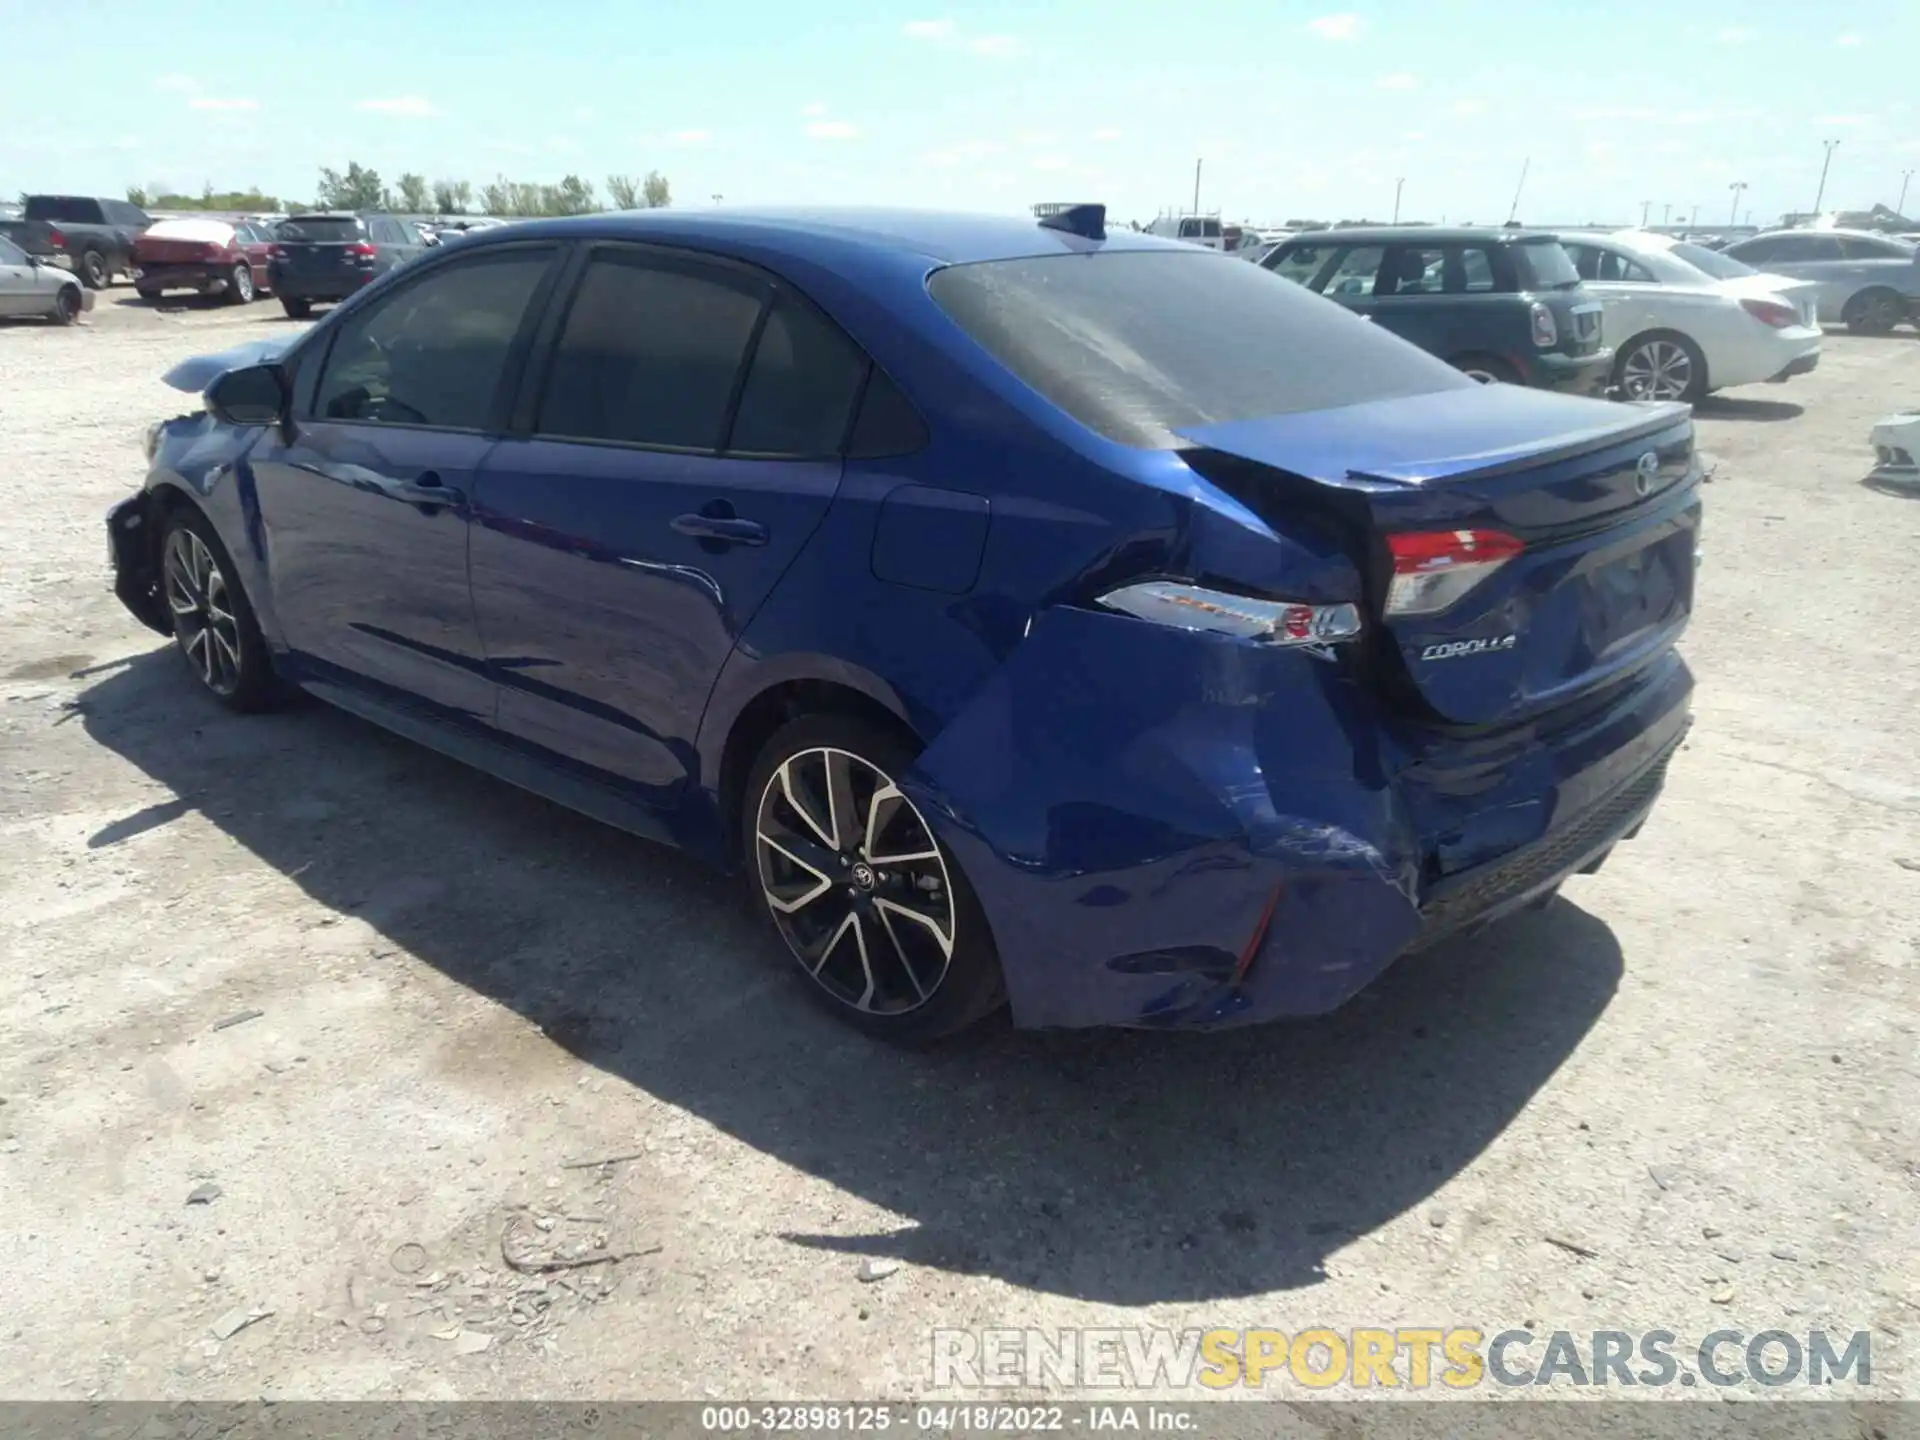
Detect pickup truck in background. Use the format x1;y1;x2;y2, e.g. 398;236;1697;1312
0;196;152;289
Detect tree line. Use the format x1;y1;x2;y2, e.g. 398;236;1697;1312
125;163;671;217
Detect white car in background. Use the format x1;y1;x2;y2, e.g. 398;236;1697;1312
1556;229;1822;403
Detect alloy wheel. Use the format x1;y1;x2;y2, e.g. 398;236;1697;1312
754;746;956;1014
163;529;243;696
1620;340;1693;402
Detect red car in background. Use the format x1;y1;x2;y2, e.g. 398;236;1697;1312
131;219;277;304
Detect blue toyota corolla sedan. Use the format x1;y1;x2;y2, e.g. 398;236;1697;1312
107;204;1699;1042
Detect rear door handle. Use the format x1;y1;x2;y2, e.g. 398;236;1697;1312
671;513;768;546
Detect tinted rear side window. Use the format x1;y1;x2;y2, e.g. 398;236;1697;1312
281;216;364;242
537;252;765;450
727;293;869;456
25;197;104;223
928;250;1470;449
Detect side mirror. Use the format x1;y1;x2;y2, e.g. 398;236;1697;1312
206;363;288;427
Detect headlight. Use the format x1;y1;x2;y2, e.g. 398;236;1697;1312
1098;581;1362;647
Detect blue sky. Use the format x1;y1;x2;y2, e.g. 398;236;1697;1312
2;0;1915;225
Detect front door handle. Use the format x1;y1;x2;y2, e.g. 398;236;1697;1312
672;512;768;546
396;470;465;510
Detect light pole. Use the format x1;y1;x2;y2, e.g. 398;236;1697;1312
1728;181;1747;225
1661;203;1671;226
1393;177;1405;224
1899;169;1915;217
1812;139;1840;215
1192;158;1202;216
711;193;723;205
1640;199;1652;227
1689;204;1700;227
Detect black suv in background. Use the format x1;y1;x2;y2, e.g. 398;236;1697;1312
1262;227;1612;393
268;213;430;318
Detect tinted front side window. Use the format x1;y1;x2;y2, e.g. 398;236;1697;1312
537;253;765;449
315;249;554;429
0;236;27;265
1323;246;1386;296
727;293;869;456
1266;243;1333;287
1383;246;1446;295
929;250;1471;449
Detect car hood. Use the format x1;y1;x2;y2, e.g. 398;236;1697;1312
161;334;299;393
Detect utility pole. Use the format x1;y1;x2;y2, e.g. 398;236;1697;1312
1661;202;1671;226
1192;158;1202;216
1640;199;1652;227
1813;139;1840;215
1899;169;1915;217
1689;204;1700;227
1393;177;1405;224
1728;181;1747;225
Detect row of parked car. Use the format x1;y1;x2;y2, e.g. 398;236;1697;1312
0;195;508;322
1253;223;1918;403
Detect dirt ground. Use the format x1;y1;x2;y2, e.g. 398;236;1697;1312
1;291;1916;1404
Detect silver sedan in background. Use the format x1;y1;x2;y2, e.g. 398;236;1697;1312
1722;229;1920;335
0;234;94;324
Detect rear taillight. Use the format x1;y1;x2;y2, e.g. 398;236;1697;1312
1740;297;1798;329
1529;302;1557;348
46;226;66;250
1385;529;1525;616
346;241;377;258
1098;582;1362;648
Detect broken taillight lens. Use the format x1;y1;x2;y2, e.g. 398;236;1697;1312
1385;529;1525;616
1098;582;1362;647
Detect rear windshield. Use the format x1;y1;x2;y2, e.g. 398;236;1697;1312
25;196;104;224
928;249;1471;449
1668;242;1757;280
1511;240;1581;290
279;216;365;242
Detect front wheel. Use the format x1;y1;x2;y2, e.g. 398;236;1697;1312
743;715;1005;1042
160;511;281;711
227;264;255;305
281;297;311;319
52;286;81;326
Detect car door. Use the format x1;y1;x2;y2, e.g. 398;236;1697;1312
246;242;563;721
0;235;38;316
467;244;864;801
235;224;274;287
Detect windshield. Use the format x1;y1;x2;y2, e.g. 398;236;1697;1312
279;216;364;242
1669;242;1758;280
1513;240;1581;290
928;249;1470;449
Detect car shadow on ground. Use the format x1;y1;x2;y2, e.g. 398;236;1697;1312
77;646;1622;1304
1861;470;1920;499
109;294;264;314
1692;396;1804;423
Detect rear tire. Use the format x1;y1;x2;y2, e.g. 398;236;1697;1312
78;249;109;289
1613;331;1707;404
1451;353;1520;385
226;264;255;305
280;297;311;319
159;508;282;713
52;286;81;326
1846;289;1904;336
136;286;163;303
742;713;1006;1043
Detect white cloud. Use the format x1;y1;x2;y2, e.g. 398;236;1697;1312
1307;13;1361;40
1402;130;1428;142
573;106;594;122
903;18;955;40
1813;114;1868;127
800;101;829;117
806;120;860;140
968;34;1021;57
670;128;711;143
188;97;258;111
1716;26;1755;43
1568;105;1658;121
1451;99;1485;116
1030;155;1071;172
1375;72;1417;90
1836;31;1861;45
356;96;438;117
153;74;196;93
1089;126;1123;142
922;140;1004;166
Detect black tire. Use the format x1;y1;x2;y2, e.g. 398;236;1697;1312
742;713;1005;1043
136;286;163;303
51;286;81;326
227;264;256;306
1613;331;1708;404
1450;353;1520;385
78;249;109;289
280;297;311;319
159;507;282;713
1846;289;1905;336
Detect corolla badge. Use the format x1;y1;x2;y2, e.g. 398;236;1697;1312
1421;635;1518;662
1634;451;1661;497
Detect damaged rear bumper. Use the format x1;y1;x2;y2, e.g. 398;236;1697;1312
903;606;1689;1031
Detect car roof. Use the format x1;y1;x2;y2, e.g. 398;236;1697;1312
1278;226;1560;246
1740;227;1903;242
455;206;1180;270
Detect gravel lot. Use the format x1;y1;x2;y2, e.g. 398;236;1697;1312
1;292;1916;1403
